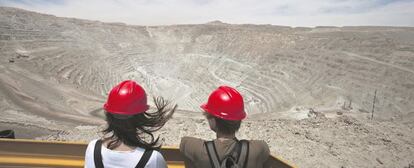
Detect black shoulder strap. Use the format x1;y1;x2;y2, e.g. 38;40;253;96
230;139;242;161
205;141;221;168
135;149;153;168
237;140;249;168
93;139;104;168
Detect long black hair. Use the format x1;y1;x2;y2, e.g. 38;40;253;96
102;97;177;150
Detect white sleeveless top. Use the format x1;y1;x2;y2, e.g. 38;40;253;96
84;139;167;168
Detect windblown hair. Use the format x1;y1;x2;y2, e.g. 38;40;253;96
102;97;177;150
204;112;241;135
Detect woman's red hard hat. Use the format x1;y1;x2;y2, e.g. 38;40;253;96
201;86;246;121
103;80;149;115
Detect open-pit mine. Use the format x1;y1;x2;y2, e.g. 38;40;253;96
0;7;413;168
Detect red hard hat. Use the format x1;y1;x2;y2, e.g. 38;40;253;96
201;86;246;121
103;80;149;115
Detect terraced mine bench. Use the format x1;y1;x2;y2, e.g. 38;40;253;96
0;139;295;168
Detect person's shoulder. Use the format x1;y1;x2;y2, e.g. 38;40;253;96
247;139;268;146
146;150;167;167
179;136;205;155
151;150;163;157
180;136;205;147
84;139;100;167
151;150;165;160
245;140;270;154
244;140;270;163
86;139;99;150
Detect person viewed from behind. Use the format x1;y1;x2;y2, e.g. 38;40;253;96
180;86;272;168
85;80;176;168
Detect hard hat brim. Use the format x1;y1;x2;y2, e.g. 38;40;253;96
200;103;246;121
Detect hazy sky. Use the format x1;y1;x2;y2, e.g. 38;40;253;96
1;0;413;27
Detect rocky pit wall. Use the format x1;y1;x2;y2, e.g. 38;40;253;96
0;7;413;168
